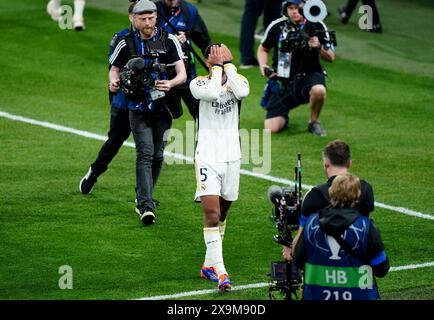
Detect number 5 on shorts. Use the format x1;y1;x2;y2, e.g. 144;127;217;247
200;168;208;182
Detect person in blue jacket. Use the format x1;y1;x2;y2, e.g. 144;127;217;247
293;172;389;300
155;0;212;119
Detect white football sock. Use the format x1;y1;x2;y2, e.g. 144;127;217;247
203;227;227;276
73;0;85;20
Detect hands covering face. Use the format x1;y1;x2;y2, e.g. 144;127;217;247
207;44;233;66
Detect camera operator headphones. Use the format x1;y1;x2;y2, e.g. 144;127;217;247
282;0;328;23
281;0;304;17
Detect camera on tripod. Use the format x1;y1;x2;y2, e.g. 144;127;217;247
267;154;303;300
269;186;300;246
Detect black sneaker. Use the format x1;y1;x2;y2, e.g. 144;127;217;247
79;167;98;194
308;121;327;137
338;6;349;24
135;207;155;225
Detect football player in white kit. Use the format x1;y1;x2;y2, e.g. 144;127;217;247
190;44;250;292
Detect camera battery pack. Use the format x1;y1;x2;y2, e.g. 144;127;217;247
150;89;166;101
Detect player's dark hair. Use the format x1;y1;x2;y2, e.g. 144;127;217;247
204;43;222;59
323;140;351;167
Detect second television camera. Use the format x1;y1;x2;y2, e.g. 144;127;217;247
279;22;337;54
267;154;303;300
280;0;337;53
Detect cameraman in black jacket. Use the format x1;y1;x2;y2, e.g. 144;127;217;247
257;0;335;136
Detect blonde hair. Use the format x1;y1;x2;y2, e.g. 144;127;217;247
329;172;361;208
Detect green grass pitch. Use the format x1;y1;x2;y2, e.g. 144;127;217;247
0;0;433;300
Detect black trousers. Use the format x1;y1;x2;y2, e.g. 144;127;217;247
343;0;381;25
90;107;131;177
239;0;285;65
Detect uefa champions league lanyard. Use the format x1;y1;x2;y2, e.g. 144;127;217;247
135;28;159;56
162;6;182;30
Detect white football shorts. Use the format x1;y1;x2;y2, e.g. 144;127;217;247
194;159;241;202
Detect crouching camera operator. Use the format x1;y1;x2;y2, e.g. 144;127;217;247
290;173;390;300
109;0;187;225
257;0;336;136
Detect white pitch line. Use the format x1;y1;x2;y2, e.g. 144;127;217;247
137;282;269;301
389;261;434;272
1;110;433;222
138;261;434;300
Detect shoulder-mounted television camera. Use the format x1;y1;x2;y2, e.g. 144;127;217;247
267;154;303;300
119;49;167;102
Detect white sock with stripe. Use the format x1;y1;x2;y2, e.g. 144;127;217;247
203;227;227;276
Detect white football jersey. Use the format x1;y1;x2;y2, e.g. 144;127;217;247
190;64;250;164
